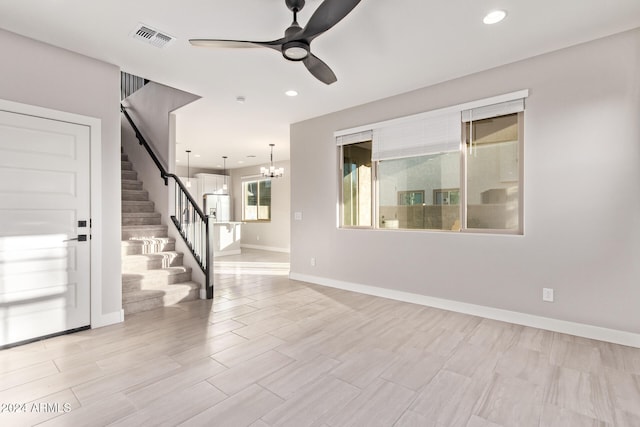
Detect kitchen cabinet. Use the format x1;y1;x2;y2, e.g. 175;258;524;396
196;173;230;198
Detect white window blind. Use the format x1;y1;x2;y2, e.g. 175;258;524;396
336;130;373;146
462;98;525;122
372;110;461;161
334;90;528;160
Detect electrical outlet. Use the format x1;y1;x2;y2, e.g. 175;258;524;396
310;257;316;267
542;288;554;302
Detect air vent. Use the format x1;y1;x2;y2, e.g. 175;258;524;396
131;23;175;48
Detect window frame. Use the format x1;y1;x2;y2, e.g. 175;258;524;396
335;91;527;235
242;177;272;222
460;111;524;235
398;190;426;206
339;140;375;229
433;189;460;206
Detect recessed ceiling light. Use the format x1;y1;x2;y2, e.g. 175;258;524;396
247;155;256;158
285;90;298;97
176;159;180;162
194;154;201;158
236;96;246;104
238;160;245;164
483;10;507;25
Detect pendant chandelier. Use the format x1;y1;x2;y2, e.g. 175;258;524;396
185;149;192;188
260;144;284;178
222;155;228;192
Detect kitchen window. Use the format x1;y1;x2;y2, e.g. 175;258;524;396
243;179;271;221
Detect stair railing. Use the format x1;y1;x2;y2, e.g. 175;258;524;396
121;72;149;100
120;105;213;299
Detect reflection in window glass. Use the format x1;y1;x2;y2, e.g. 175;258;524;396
378;152;460;230
342;142;372;227
258;180;271;220
465;113;519;230
434;189;460;205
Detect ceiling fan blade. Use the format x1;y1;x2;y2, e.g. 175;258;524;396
303;53;337;85
299;0;361;41
189;39;283;51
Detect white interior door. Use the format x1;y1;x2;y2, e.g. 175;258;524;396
0;110;91;347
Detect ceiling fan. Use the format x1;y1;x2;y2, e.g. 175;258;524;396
189;0;362;85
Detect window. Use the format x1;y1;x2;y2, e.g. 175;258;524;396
378;153;460;230
464;113;521;231
433;189;460;205
337;92;525;234
243;179;271;221
341;141;372;227
397;190;425;206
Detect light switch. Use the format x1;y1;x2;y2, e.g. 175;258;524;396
294;211;303;221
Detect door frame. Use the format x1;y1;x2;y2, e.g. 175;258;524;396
0;98;105;329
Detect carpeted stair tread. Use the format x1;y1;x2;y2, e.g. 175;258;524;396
122;281;200;315
122;200;155;213
120;147;199;316
122;225;168;240
122;237;175;255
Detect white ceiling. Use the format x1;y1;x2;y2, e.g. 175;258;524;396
1;0;639;169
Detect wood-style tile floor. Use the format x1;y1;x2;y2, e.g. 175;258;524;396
1;250;639;426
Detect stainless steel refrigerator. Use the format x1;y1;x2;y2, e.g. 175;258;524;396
203;194;230;222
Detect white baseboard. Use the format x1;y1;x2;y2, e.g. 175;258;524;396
91;309;124;329
289;272;640;349
214;249;242;258
241;244;290;253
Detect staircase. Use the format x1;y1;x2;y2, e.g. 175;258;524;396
121;149;200;315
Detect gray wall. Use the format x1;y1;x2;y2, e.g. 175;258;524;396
290;28;640;334
0;28;122;319
123;82;201;168
231;160;291;252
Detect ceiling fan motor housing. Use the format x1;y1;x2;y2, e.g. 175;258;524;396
285;0;305;12
283;40;309;61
